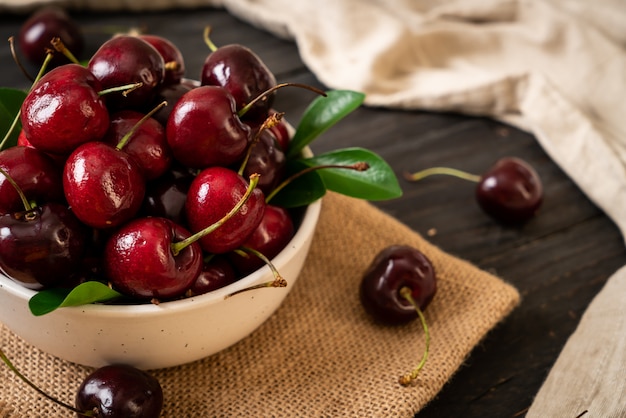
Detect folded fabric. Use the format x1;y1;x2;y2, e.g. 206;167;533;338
0;192;520;417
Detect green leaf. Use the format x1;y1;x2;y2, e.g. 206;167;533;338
29;282;123;316
267;160;326;208
302;147;403;200
0;87;27;150
288;90;365;159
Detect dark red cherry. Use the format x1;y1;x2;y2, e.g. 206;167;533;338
103;110;172;180
476;157;543;224
104;216;202;300
20;64;110;155
150;81;195;126
188;255;238;296
201;43;277;121
241;129;286;195
228;205;294;275
0;203;88;290
18;6;84;67
185;166;265;254
138;34;185;86
0;146;64;215
75;364;163;418
63;141;145;229
360;245;437;324
166;85;250;169
140;164;193;225
88;35;165;110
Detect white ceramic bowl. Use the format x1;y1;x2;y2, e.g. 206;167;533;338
0;197;321;370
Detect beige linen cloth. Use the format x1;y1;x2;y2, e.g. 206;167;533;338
2;0;626;416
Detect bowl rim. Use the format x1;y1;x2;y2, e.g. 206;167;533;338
0;197;321;317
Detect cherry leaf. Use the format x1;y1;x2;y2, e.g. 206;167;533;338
29;282;123;316
0;87;27;150
288;90;365;159
301;147;403;200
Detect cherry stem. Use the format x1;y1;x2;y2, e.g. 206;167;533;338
98;82;144;97
170;173;261;256
8;36;34;83
50;37;80;64
398;286;430;386
237;111;285;176
225;246;287;298
0;348;95;416
115;101;167;150
238;83;327;119
265;162;370;204
202;26;219;52
0;166;33;211
0;51;55;151
403;167;481;183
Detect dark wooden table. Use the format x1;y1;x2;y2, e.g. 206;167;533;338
2;6;625;417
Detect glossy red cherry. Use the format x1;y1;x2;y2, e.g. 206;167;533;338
20;64;109;155
75;364;163;418
188;255;238;296
104;216;202;300
88;35;165;110
103;110;172;180
228;205;294;275
201;42;276;121
138;34;185;86
0;146;64;215
476;157;543;224
0;203;88;290
185;167;265;254
360;245;437;325
63;141;145;229
18;6;84;67
166;85;251;169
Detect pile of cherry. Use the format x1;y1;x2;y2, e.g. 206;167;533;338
1;13;321;305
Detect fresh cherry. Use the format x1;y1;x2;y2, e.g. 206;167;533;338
186;167;265;254
201;28;276;121
138;34;185;86
0;145;64;215
240;129;286;195
360;245;437;385
75;364;163;418
228;205;294;275
0;202;88;290
18;6;84;67
140;164;194;225
476;157;543;224
88;35;165;110
104;216;202;300
63;141;146;229
103;109;172;180
20;63;110;155
166;85;251;169
404;156;543;224
187;255;238;296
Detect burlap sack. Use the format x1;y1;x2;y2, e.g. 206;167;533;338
0;192;520;417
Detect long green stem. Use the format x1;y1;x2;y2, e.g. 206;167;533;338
115;101;167;150
398;286;431;386
170;174;260;256
403;167;481;183
203;26;219;52
0;348;94;416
